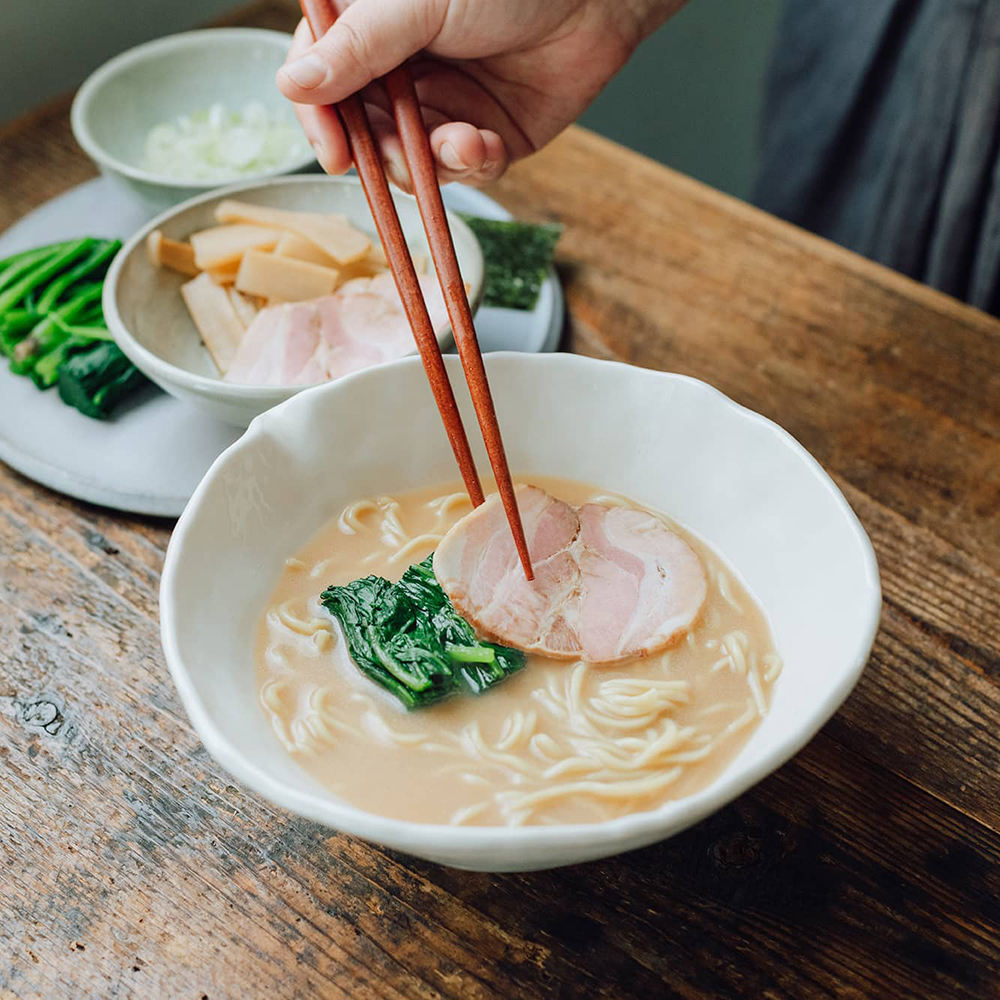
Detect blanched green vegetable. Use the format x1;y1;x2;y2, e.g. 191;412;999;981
13;282;104;373
0;244;71;294
321;555;525;709
0;310;40;356
32;336;89;389
50;314;113;341
460;215;562;310
0;239;93;315
57;342;148;420
0;237;146;418
36;240;119;313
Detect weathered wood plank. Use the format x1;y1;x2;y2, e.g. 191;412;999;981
2;1;1000;996
2;469;999;997
490;131;1000;567
838;481;999;675
4;616;999;999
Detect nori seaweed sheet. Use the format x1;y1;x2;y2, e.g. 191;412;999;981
460;214;562;311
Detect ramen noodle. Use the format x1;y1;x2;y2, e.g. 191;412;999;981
255;477;782;826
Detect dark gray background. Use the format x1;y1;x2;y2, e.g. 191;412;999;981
3;0;782;200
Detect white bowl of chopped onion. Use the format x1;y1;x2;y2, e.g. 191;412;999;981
71;29;315;210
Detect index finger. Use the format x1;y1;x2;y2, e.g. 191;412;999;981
282;19;352;175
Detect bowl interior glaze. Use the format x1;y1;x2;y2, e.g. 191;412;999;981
160;353;881;870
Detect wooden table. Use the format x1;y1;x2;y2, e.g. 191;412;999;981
3;5;999;997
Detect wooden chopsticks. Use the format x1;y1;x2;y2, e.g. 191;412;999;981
298;0;534;580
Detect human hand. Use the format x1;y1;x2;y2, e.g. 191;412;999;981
277;0;684;190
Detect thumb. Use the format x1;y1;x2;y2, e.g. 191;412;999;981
278;0;443;105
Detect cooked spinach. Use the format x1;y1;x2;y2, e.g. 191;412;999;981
460;214;562;310
0;237;147;419
321;555;525;709
58;341;148;420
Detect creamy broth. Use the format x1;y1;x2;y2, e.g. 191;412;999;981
256;477;781;826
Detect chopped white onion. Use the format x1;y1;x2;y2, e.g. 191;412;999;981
144;101;311;182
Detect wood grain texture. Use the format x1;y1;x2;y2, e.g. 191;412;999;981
2;3;999;996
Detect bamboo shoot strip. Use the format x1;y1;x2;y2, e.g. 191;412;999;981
213;200;370;265
190;224;283;269
147;230;199;276
180;273;246;373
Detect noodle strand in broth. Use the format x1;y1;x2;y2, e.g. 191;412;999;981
255;477;782;826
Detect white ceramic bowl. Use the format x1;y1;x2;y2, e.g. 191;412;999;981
71;29;314;211
104;175;484;428
160;353;881;870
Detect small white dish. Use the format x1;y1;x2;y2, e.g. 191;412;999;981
71;28;314;211
104;175;485;428
160;352;881;871
0;176;556;516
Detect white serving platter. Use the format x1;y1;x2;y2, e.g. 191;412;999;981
0;176;563;517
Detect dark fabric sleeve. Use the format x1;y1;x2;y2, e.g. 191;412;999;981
755;0;1000;314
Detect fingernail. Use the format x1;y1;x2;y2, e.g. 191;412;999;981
281;53;328;90
439;142;468;171
309;138;325;164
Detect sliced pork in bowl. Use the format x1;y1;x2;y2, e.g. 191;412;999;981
160;352;881;871
433;484;708;663
104;175;483;427
224;273;448;386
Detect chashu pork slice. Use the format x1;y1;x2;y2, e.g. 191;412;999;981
224;272;447;387
433;485;707;663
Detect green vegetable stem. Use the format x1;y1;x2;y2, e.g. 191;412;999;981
0;239;94;316
0;237;146;418
0;244;71;295
36;239;119;313
13;282;104;374
0;310;41;357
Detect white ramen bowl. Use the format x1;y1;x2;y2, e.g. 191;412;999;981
104;175;484;428
160;353;881;871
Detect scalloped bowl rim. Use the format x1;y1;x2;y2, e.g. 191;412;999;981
160;353;881;865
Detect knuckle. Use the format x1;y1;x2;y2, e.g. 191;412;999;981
330;19;374;82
